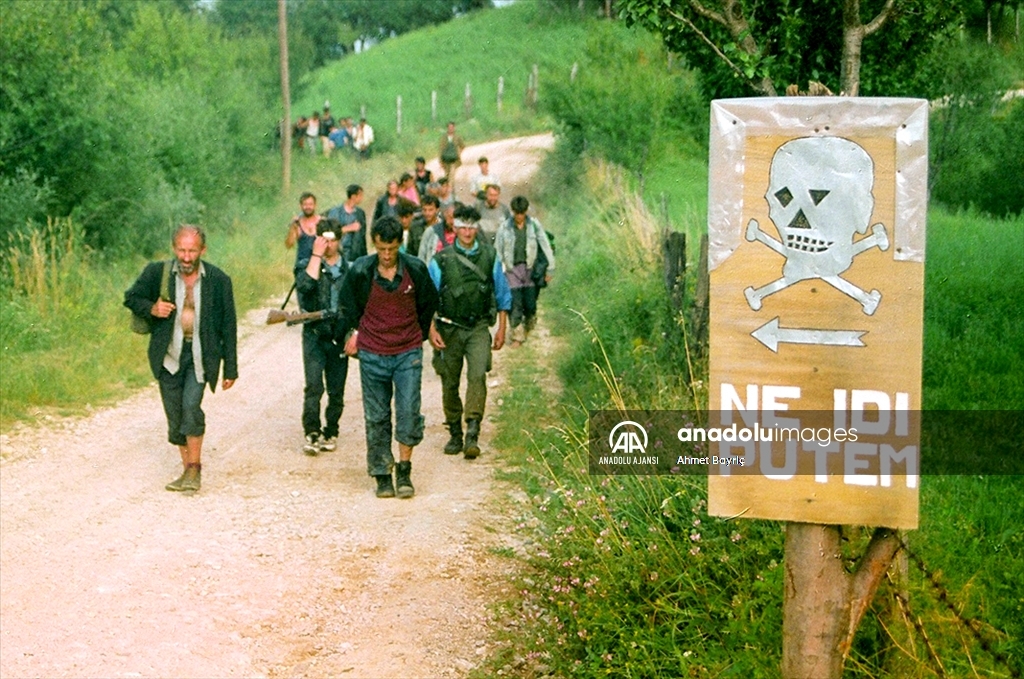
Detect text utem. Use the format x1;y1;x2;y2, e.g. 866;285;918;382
711;383;918;487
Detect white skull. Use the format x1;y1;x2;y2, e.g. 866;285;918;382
766;136;875;280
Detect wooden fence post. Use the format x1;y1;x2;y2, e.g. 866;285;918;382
531;64;539;107
692;234;709;351
431;90;437;122
571;62;579;83
396;95;402;135
464;82;473;119
497;76;504;113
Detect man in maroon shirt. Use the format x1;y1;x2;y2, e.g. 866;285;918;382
339;217;439;498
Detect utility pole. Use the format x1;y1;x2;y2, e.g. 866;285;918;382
278;0;291;195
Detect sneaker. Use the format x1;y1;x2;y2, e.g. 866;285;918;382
375;474;396;498
303;433;320;455
395;461;414;499
319;436;337;452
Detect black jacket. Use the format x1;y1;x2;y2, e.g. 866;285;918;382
295;255;349;339
124;261;238;392
338;252;438;343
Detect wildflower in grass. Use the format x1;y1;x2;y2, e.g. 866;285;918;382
648;543;658;551
649;571;659;581
689;546;700;556
692;518;701;527
690;532;701;542
731;532;742;542
577;629;588;639
602;653;613;662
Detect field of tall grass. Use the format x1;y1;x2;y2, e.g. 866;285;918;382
481;152;1022;677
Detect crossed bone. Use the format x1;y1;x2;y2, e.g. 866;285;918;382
743;219;890;315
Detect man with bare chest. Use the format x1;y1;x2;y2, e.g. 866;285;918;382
125;225;238;494
285;192;323;272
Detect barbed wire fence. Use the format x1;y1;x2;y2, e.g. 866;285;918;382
887;537;1021;678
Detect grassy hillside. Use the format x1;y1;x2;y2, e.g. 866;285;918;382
296;2;590;151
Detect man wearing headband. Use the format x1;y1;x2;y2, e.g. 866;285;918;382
428;205;511;459
339;217;438;499
295;220;350;454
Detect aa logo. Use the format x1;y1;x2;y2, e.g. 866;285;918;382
608;421;648;455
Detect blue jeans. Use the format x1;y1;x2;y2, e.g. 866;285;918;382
158;343;206;446
358;347;425;476
302;330;349;438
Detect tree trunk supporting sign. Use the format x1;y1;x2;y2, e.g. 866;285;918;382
782;523;902;678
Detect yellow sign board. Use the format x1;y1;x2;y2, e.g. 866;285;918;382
706;98;928;529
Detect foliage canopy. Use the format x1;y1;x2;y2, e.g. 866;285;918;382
617;0;965;98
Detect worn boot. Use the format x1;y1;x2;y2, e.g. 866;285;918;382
180;463;202;493
165;468;188;492
375;474;396;498
443;422;463;455
464;419;481;460
395;460;414;499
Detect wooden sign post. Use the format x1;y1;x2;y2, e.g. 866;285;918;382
705;97;929;676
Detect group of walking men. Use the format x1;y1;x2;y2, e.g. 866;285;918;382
125;138;554;500
282;177;554;499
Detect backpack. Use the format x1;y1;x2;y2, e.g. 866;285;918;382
441;140;460;164
531;230;555;289
130;260;173;334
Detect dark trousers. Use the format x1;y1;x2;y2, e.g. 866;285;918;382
510;285;538;330
302;330;349;438
158;342;206;446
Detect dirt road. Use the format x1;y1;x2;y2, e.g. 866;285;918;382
0;133;555;679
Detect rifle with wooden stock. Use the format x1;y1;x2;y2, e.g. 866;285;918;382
265;309;337;326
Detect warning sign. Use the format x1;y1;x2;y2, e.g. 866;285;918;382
706;97;928;529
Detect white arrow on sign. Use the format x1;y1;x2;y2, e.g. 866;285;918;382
751;317;866;352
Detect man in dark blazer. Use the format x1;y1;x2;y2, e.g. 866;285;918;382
124;225;238;494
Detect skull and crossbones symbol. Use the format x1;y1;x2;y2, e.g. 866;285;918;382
743;136;889;315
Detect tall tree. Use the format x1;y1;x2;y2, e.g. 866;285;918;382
617;0;965;98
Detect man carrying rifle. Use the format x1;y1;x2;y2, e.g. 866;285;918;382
296;219;349;454
428;205;511;459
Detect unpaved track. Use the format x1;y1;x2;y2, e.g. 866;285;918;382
0;133;554;679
